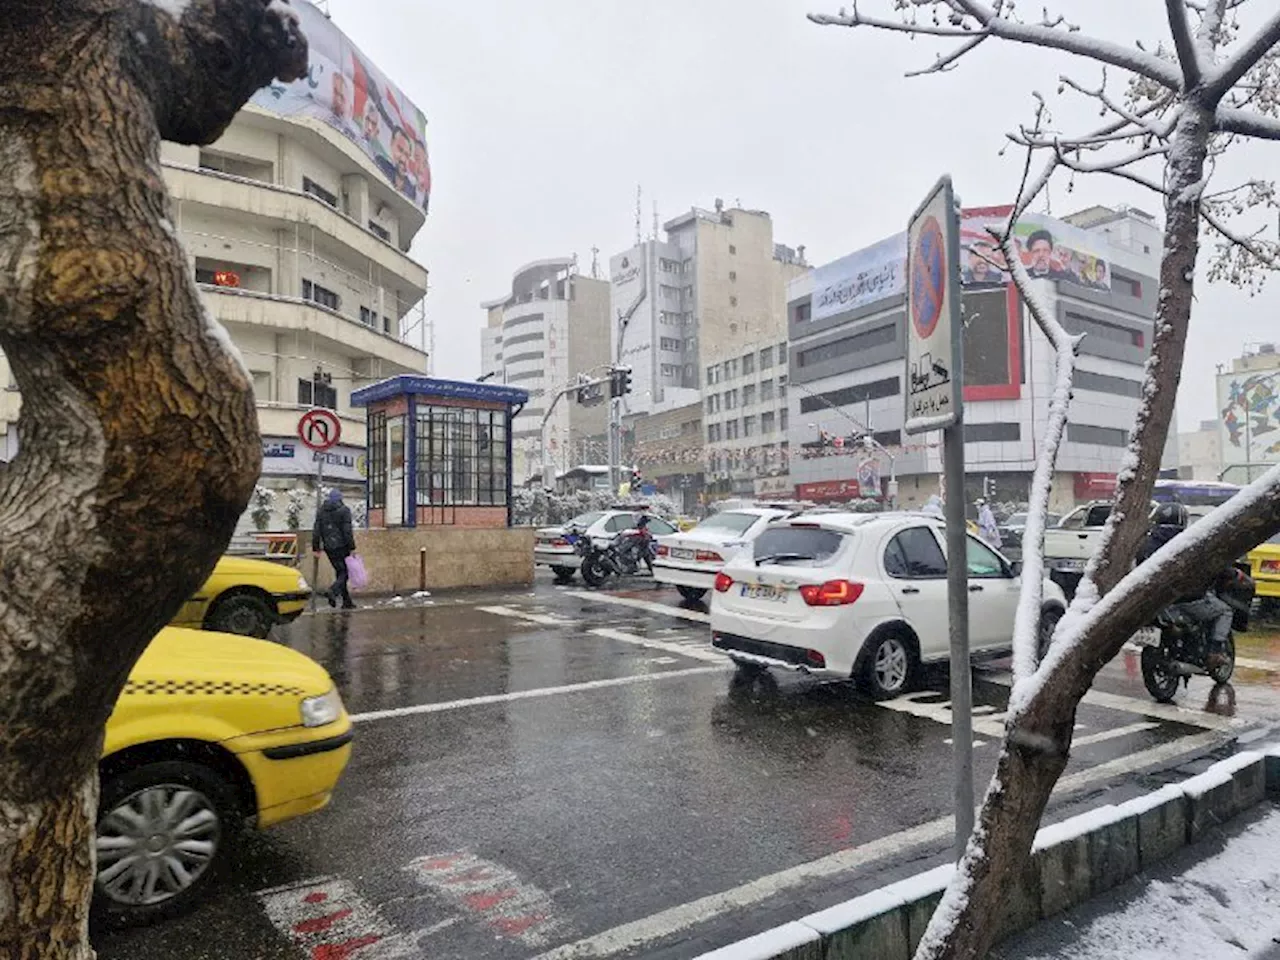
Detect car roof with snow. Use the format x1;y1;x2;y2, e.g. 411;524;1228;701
776;511;935;535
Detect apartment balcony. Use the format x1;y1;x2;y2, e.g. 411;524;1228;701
164;164;428;296
203;286;428;374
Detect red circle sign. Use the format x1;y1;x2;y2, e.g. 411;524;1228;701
298;408;342;452
911;215;947;341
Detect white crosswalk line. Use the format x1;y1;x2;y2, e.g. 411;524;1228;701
564;590;711;623
589;627;728;664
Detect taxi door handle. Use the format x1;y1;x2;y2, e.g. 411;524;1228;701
969;584;984;593
902;586;921;595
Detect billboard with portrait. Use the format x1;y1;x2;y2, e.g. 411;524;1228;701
251;1;431;213
959;208;1111;292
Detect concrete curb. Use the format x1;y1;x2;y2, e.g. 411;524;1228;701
695;745;1280;960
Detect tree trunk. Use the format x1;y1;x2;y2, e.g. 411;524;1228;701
915;108;1216;960
0;2;306;956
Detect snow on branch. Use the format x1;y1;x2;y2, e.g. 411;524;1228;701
807;1;1184;89
996;227;1082;681
1204;10;1280;102
1216;107;1280;140
1165;0;1204;91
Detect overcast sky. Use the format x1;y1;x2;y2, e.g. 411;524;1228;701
325;0;1280;430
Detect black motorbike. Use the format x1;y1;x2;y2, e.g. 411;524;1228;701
577;527;656;588
1137;568;1255;702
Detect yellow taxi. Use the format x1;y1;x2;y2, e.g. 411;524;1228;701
97;627;352;924
171;556;312;639
1248;532;1280;609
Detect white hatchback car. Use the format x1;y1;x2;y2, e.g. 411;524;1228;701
654;508;796;602
710;512;1067;698
534;510;678;584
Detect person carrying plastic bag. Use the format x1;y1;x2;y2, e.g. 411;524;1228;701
313;489;358;609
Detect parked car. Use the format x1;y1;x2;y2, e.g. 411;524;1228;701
1043;502;1116;596
997;511;1062;561
710;512;1067;699
534;509;678;583
1247;532;1280;614
171;556;311;639
654;507;796;601
98;627;352;924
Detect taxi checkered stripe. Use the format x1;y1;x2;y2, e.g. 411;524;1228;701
123;678;305;697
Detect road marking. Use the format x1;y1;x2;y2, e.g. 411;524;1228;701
258;877;418;959
478;605;576;627
1237;656;1279;672
563;590;711;624
589;627;727;665
530;730;1225;960
350;667;726;723
1071;721;1161;747
407;852;568;947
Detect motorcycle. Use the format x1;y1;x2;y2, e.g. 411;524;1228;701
1134;568;1255;703
578;526;656;588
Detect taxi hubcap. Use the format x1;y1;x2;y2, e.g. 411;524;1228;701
96;785;220;906
875;639;908;692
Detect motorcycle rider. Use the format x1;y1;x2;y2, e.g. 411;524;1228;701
1138;503;1233;669
633;514;655;574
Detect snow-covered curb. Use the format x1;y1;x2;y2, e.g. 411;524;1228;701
694;746;1278;960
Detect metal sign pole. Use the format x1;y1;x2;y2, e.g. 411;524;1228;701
903;175;971;861
310;456;323;613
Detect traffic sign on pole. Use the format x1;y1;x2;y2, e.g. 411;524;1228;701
298;409;343;453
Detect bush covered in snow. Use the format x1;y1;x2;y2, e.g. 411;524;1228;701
250;485;275;532
284;489;308;530
512;487;679;527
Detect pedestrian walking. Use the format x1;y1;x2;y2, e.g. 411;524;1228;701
976;498;1001;549
313;489;358;610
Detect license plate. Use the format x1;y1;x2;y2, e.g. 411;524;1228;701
1131;626;1162;647
1056;559;1085;572
672;548;695;560
741;583;788;602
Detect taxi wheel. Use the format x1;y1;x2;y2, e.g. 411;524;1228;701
94;761;239;927
206;593;275;639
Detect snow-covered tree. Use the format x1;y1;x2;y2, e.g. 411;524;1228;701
0;1;306;954
809;3;1280;958
250;484;278;532
284;488;308;531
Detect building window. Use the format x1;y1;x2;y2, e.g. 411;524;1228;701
798;377;899;415
726;419;740;440
725;389;738;410
796;323;895;368
660;337;682;352
368;412;387;509
778;342;788;364
660;363;680;377
297;377;338;410
1113;273;1143;297
762;411;776;434
360;306;381;328
1062;311;1146;348
302;176;338;208
780;408;789;432
742;384;756;406
778;374;788;398
708;423;721;443
384;315;393;335
415;406;509;507
729;271;737;281
727;358;740;379
706;395;717;414
964;422;1022;443
302;279;340;311
729;244;737;255
1075;370;1143;397
199;150;273;183
760;346;774;369
1067;423;1130;447
368;220;392;242
794;302;812;323
729;295;738;307
706;364;720;385
760;379;775;401
743;415;757;437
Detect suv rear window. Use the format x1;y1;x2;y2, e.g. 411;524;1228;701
752;527;844;566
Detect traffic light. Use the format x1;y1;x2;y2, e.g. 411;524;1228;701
609;366;634;398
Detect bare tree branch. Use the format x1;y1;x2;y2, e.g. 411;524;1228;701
1216;106;1280;140
1053;144;1170;195
905;34;989;77
1051;142;1170;174
1202;206;1280;267
1059;75;1177;141
807;10;988;39
1204;10;1280;103
1166;0;1203;90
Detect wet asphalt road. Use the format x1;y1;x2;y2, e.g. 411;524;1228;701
95;577;1280;960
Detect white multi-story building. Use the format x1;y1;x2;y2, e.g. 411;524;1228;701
482;259;611;482
0;6;432;531
785;205;1176;512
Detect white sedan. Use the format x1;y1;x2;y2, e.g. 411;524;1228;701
710;512;1067;699
653;508;796;602
535;510;678;584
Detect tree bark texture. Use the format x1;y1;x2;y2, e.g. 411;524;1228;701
915;106;1273;960
0;2;306;956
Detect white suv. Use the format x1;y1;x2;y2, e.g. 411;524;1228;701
710;512;1067;698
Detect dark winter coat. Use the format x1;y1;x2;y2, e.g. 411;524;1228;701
313;500;356;556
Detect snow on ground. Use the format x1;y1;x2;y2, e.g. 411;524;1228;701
998;803;1280;960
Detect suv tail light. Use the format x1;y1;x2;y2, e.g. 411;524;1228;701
656;545;670;557
695;550;724;563
714;572;734;593
799;579;864;607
